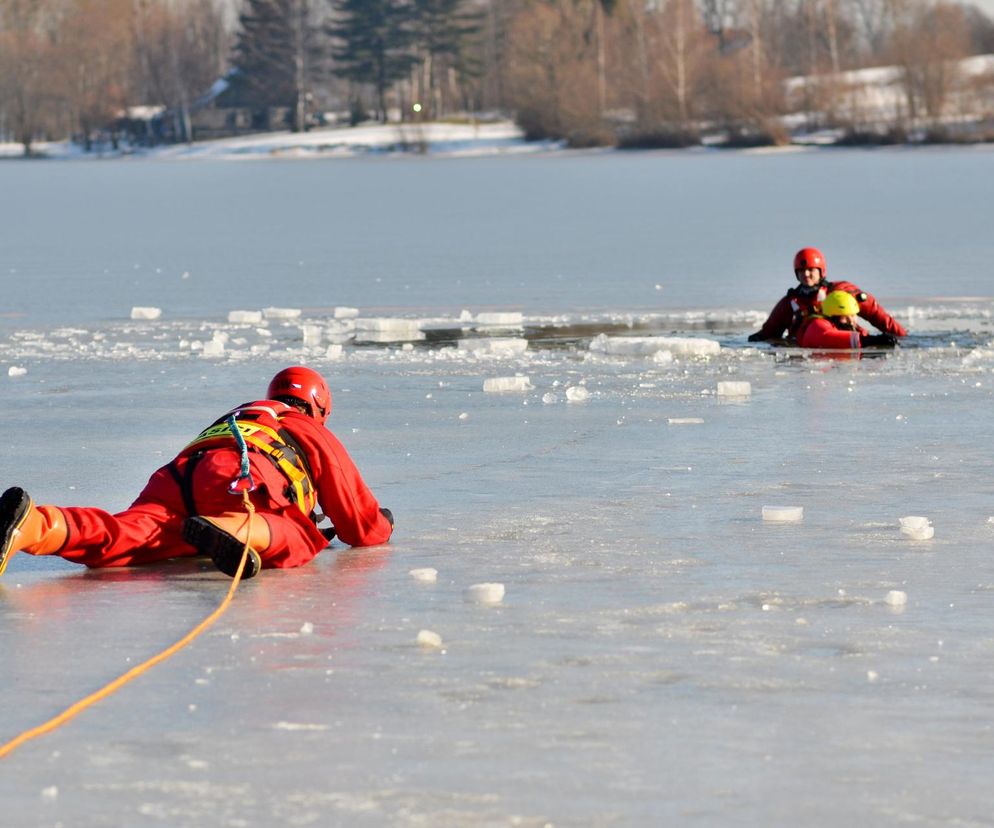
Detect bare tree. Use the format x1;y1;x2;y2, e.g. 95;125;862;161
889;0;972;125
50;0;134;150
507;0;609;145
0;0;61;155
132;0;230;143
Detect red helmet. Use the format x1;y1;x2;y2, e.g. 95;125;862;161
267;366;332;424
793;247;826;276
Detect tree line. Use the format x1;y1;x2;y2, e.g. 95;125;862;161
1;0;993;155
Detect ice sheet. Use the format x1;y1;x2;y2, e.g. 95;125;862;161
3;330;994;826
4;151;994;825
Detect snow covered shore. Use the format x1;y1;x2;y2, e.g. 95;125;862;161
0;120;560;161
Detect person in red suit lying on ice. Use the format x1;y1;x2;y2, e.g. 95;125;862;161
0;366;393;579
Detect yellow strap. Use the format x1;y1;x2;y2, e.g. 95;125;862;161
0;493;256;760
242;434;316;515
186;415;317;516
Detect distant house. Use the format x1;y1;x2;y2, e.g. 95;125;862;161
119;71;301;145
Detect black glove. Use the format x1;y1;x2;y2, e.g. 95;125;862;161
380;507;394;527
320;526;337;541
862;333;898;348
747;332;765;342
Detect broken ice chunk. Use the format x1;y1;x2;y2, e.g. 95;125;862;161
354;318;425;342
475;312;523;327
228;310;263;324
899;516;934;540
130;306;161;320
457;338;529;355
717;381;751;397
300;324;323;346
565;386;589;403
263;307;302;320
589;334;720;357
762;506;803;523
483;376;532;393
409;568;438;583
464;583;505;605
201;335;226;358
884;590;908;606
417;629;444;649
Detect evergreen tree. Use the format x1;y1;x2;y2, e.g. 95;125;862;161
230;0;323;131
329;0;414;123
409;0;484;117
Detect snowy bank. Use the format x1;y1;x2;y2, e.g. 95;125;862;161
0;120;561;161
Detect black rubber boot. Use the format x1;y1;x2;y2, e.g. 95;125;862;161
182;516;262;579
0;487;32;576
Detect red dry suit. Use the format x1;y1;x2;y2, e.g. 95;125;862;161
749;280;907;342
796;315;867;350
55;400;393;570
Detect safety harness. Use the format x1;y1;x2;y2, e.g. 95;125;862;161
169;403;318;519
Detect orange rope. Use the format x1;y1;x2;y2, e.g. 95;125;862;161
0;492;255;760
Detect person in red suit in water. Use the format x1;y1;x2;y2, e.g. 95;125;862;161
797;290;899;349
748;247;907;343
0;366;393;579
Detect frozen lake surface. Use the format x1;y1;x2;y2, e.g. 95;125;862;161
2;150;994;826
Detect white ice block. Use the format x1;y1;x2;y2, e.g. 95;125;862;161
354;318;425;342
201;339;226;358
475;312;523;327
334;306;359;319
228;310;263;324
416;629;444;649
7;366;27;377
300;324;323;346
899;516;934;540
354;317;422;332
762;505;803;523
263;307;302;320
325;343;344;360
589;334;720;357
457;338;529;355
483;376;532;393
464;582;505;605
667;417;704;425
565;386;590;403
130;306;161;320
409;567;438;583
885;590;908;606
717;381;752;397
899;516;929;530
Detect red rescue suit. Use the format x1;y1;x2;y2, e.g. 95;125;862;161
796;315;866;350
750;280;907;342
54;400;392;570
